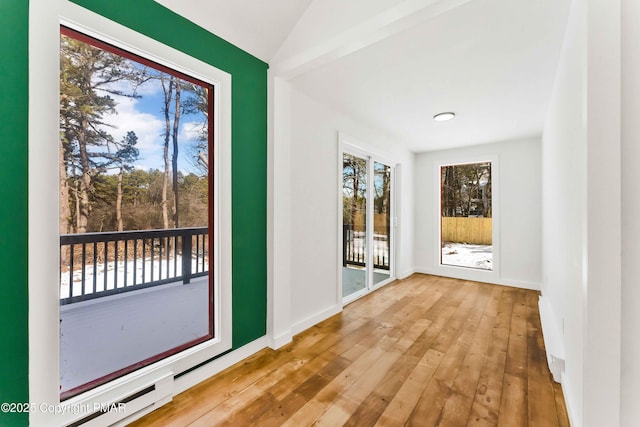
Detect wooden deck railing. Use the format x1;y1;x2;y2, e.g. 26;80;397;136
60;227;208;305
343;224;390;270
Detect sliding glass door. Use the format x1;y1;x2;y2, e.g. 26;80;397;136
372;161;392;286
341;148;394;302
342;153;368;298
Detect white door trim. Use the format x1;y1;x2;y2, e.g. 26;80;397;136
338;133;397;306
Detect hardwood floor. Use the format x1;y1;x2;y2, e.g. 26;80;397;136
129;274;569;427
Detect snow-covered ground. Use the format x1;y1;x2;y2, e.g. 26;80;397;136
60;277;209;395
347;233;390;265
441;242;492;270
60;255;207;299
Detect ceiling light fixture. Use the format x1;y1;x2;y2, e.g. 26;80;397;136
433;112;455;122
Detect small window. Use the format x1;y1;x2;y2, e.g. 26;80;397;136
59;26;214;399
440;162;493;270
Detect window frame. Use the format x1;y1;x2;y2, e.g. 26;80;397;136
433;155;501;283
58;25;216;400
29;2;232;425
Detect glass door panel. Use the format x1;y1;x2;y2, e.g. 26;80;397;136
342;153;368;298
372;161;391;286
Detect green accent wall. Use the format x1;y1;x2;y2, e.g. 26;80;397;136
0;0;29;425
69;0;268;348
0;2;266;422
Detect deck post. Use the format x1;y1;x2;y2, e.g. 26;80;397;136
182;233;192;284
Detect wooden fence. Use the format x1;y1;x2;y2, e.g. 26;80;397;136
348;212;388;230
441;217;492;245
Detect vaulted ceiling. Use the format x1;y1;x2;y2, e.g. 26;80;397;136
155;0;571;152
154;0;313;62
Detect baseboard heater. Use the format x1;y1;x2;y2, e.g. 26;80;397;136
538;295;566;383
64;374;173;427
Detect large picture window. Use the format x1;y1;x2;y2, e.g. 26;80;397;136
59;26;214;400
440;161;493;270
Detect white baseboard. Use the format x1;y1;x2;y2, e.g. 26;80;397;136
397;268;416;280
500;279;541;291
120;336;268;425
491;278;541;291
291;304;342;336
268;329;293;350
413;267;541;291
561;371;578;427
174;336;268;393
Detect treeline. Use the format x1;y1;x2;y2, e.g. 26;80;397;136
86;169;208;233
342;155;367;227
59;30;209;235
441;162;492;218
342;155;391;228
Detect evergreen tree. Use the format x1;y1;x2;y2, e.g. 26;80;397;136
60;32;146;233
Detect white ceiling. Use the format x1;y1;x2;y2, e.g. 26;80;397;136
153;0;313;62
156;0;571;153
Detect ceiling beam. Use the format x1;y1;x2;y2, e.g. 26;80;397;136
271;0;474;80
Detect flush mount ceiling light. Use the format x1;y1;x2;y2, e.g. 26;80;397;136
433;112;456;122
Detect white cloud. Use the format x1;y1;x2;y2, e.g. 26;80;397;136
181;121;206;142
100;95;164;168
134;77;163;97
98;81;207;173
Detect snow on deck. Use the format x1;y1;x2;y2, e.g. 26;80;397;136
60;254;207;299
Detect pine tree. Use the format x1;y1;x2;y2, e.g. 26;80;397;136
60;33;146;233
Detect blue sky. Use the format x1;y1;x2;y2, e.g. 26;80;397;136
99;68;208;176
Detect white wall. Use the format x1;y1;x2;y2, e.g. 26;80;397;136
540;0;586;422
274;82;415;333
267;75;294;348
414;138;542;289
541;0;622;425
621;0;640;424
583;0;622;424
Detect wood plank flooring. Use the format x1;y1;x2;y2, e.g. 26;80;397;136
129;274;569;427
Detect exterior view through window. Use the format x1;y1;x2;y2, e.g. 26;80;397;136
440;162;492;270
372;161;392;285
59;27;213;399
342;152;392;300
342;153;368;297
